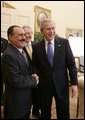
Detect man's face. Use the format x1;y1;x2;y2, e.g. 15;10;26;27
41;21;55;41
23;27;33;43
9;27;27;48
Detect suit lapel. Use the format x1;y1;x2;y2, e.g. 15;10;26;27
18;52;29;67
53;37;61;66
41;40;47;57
39;38;62;67
10;44;29;68
23;47;32;62
40;40;52;66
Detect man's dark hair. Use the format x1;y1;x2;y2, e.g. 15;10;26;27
7;25;21;39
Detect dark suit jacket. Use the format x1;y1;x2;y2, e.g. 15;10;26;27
1;37;8;103
23;41;39;105
23;41;37;74
32;36;78;100
1;43;37;119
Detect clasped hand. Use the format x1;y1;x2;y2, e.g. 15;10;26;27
31;73;39;84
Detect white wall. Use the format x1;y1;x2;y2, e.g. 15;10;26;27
1;1;84;38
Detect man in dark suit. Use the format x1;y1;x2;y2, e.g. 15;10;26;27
22;25;33;61
32;19;78;119
1;37;8;105
22;25;41;118
1;25;39;119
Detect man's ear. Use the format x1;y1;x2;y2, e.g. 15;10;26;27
8;34;12;42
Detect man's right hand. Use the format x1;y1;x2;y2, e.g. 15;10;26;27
31;74;39;84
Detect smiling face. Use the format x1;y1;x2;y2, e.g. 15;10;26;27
40;20;56;41
23;26;33;43
8;26;27;48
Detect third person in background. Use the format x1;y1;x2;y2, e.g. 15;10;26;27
22;25;41;118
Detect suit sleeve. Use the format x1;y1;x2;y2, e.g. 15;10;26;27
66;40;78;85
1;53;37;88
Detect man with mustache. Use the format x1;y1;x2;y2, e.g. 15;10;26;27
1;25;39;119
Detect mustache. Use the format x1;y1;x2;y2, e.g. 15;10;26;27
20;39;26;42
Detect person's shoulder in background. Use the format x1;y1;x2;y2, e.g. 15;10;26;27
1;37;8;53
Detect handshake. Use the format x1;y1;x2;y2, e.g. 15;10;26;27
31;73;39;84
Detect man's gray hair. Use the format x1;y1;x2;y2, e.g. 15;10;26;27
22;25;31;29
40;18;55;30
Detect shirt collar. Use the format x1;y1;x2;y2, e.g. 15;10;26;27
27;41;32;45
45;38;54;46
11;43;23;53
17;48;23;53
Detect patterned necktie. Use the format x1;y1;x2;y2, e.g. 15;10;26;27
47;42;54;66
25;44;32;60
22;50;28;64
